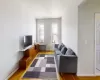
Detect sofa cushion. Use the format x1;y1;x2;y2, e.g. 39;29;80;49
61;46;67;55
55;44;59;49
66;48;74;55
58;43;64;51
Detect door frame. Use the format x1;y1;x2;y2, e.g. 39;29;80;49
95;13;100;76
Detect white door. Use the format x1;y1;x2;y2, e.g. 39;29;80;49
95;13;100;74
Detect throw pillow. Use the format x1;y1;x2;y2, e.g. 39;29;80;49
58;43;64;50
61;47;67;55
66;48;74;55
58;44;62;50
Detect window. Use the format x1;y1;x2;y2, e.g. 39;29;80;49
38;24;44;42
52;23;58;43
36;18;61;44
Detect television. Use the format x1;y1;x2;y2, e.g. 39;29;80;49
24;35;32;48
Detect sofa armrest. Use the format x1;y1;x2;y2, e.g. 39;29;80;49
58;55;78;73
60;55;77;58
60;55;77;65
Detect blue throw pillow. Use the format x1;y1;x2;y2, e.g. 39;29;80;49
58;43;64;50
58;44;62;50
61;47;67;54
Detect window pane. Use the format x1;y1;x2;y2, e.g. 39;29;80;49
38;24;44;42
52;23;58;34
40;35;44;40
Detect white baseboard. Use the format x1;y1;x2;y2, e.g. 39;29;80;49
5;68;18;80
77;74;95;76
95;73;100;76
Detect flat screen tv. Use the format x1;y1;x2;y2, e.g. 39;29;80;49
24;35;32;48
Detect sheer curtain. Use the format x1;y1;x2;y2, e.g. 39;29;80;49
52;23;58;44
38;24;44;42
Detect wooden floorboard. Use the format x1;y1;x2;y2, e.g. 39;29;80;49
61;73;100;80
9;52;100;80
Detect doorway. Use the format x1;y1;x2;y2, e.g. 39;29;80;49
36;18;61;50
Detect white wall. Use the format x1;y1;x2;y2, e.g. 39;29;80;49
62;6;78;53
0;0;36;80
78;0;100;75
0;0;84;79
51;0;80;53
25;0;83;53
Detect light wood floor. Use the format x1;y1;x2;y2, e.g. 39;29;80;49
9;52;100;80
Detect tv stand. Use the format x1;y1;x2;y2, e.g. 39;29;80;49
19;44;39;69
20;45;33;51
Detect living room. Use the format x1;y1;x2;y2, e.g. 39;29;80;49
0;0;100;80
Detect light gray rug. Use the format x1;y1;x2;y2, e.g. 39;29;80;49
23;54;58;80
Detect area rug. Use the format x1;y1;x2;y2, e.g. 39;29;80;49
22;54;58;80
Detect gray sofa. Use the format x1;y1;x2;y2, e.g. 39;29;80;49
54;43;77;74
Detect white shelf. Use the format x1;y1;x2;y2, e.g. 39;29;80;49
20;45;34;51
